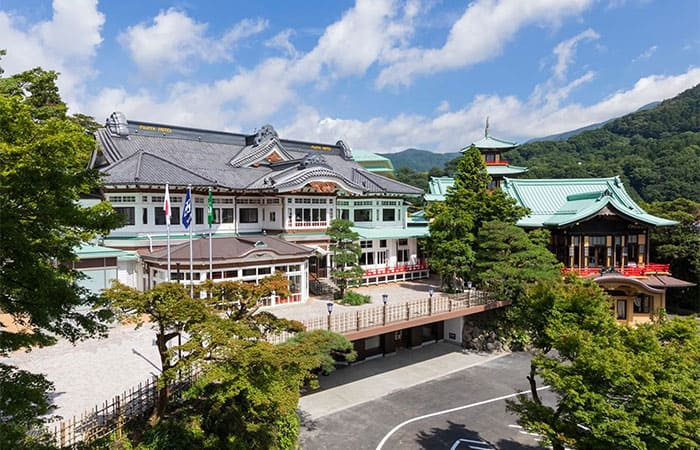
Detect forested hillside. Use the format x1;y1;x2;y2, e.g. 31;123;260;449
506;85;700;202
379;148;460;172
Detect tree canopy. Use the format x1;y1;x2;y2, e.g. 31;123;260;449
507;278;700;449
426;146;526;291
0;62;121;448
327;219;365;298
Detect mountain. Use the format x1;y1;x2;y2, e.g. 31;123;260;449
379;148;461;172
505;85;700;202
527;101;661;143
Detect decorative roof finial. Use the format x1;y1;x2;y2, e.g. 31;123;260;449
484;116;490;138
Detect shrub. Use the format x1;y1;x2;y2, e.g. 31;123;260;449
340;291;371;306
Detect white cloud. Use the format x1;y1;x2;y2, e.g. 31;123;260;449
281;67;700;153
376;0;594;88
552;28;600;79
632;45;657;62
436;100;450;112
118;9;267;77
265;29;299;58
0;0;104;106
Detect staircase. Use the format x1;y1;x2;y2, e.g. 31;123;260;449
310;278;336;296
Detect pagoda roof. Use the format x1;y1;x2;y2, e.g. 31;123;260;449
486;164;528;176
464;135;518;151
425;176;456;202
501;176;678;228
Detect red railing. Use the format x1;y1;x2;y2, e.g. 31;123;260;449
485;160;509;166
561;263;670;277
363;260;429;277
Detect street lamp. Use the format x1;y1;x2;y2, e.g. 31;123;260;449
466;281;472;290
326;302;334;330
428;287;434;298
382;294;388;326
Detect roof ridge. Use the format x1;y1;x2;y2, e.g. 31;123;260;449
143;152;217;185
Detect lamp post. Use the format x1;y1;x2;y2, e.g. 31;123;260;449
428;287;434;315
381;294;389;326
428;287;434;298
326;302;334;330
466;281;472;290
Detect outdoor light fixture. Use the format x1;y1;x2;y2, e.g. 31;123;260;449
326;302;334;314
467;281;473;289
428;288;434;298
382;294;388;305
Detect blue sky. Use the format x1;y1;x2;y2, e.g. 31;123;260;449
1;0;698;152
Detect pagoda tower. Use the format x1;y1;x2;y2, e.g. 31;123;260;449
462;117;527;188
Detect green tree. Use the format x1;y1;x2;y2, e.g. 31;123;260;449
475;221;561;302
0;65;121;447
327;219;365;298
507;279;700;449
643;198;700;312
103;282;208;423
126;277;351;450
426;146;526;290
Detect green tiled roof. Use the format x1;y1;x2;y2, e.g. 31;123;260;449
487;165;528;176
352;150;394;166
351;226;429;239
463;135;517;150
75;244;138;260
502;176;678;228
425;176;455;202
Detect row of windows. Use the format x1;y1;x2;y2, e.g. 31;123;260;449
163;264;302;281
115;206;264;226
338;208;400;222
359;248;411;265
291;198;331;204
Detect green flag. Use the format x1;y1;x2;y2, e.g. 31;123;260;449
207;189;214;227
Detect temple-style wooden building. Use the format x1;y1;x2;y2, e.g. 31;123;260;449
502;176;694;323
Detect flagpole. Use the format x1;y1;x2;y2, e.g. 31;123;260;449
165;183;172;282
187;185;194;297
208;187;213;283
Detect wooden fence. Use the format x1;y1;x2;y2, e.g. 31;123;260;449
47;369;198;448
267;290;494;344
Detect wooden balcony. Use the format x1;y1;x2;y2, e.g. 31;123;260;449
267;291;510;344
561;263;671;277
362;260;429;277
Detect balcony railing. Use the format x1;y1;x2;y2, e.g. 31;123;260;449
267;290;502;344
561;263;670;277
362;260;429;278
485;160;509;166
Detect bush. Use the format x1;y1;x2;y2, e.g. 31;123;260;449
339;291;371;306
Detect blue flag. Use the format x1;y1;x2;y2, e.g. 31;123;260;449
182;186;192;229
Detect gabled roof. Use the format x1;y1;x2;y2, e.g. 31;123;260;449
93;114;422;196
502;176;678;228
425;176;456;202
486;164;528;176
352;150;395;173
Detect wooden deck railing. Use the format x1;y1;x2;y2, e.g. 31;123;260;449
267;290;496;344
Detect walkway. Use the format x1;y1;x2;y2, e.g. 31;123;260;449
298;342;506;420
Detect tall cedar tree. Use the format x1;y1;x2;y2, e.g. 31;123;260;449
0;62;121;447
327;219;364;298
426;146;526;291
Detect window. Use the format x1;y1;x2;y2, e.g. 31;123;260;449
360;240;373;248
633;295;651;314
239;208;258;223
360;252;374;265
258;267;271;275
242;268;256;277
195;207;204;225
222;208;235;223
142;208;148;225
155;207;180;225
339;209;350;220
382;209;395;221
109;195;136;203
616;300;627;320
223;270;237;278
269;211;276;222
354;209;371;222
397;249;409;263
398;238;408;246
115;207;135;225
590;236;606;246
379;240;387;248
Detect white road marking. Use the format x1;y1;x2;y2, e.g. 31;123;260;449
375;385;551;450
508;424;522;429
449;438;492;450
